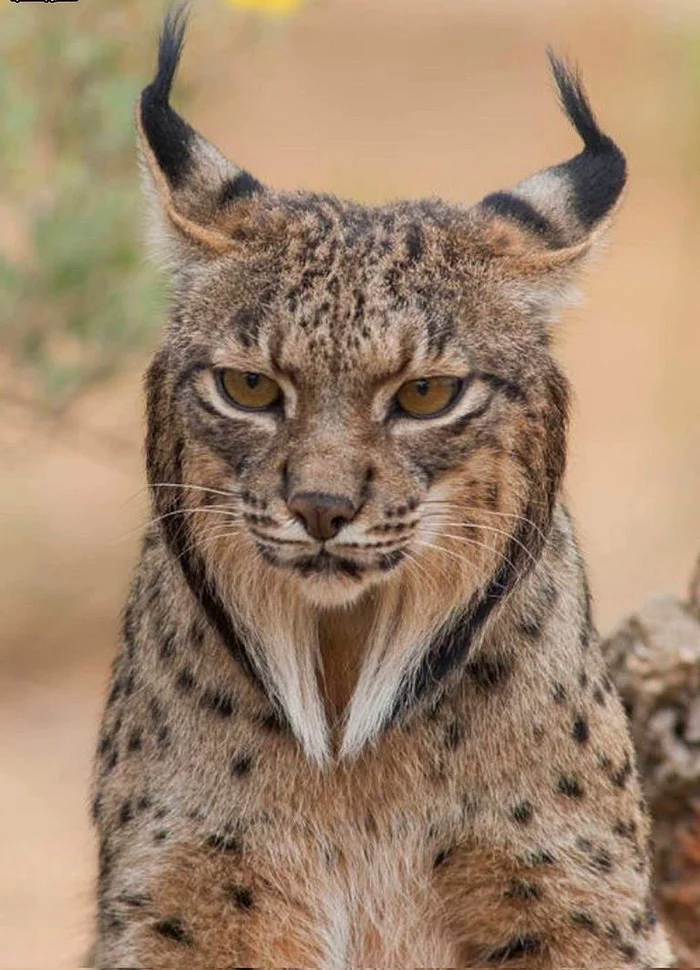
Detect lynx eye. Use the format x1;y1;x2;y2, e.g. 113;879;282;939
395;376;463;418
216;369;281;411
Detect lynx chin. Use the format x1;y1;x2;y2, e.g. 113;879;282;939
91;8;675;968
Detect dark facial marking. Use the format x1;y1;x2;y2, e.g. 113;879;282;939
119;800;133;827
117;891;152;909
146;354;280;720
153;916;193;945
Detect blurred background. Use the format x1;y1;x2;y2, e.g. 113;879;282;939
1;0;699;964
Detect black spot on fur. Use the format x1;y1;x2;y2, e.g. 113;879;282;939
519;614;544;639
444;720;463;750
207;833;241;853
153;916;193;945
593;848;614;873
258;708;289;734
572;716;590;745
378;549;405;571
613;819;638;841
118;801;133;827
612;755;633;790
552;682;567;704
571;911;598;933
512;801;534;826
487;935;546;962
519;848;555;867
159;631;176;663
466;654;513;692
433;847;454;869
176;667;196;692
557;775;584;799
127;728;143;753
226;884;254;910
231;753;253;777
200;688;235;718
505;880;542;902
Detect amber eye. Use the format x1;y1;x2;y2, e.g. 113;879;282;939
395;376;463;418
216;369;281;411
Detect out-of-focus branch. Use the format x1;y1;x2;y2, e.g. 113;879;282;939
602;555;700;965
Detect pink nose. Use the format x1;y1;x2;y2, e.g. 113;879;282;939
288;492;357;541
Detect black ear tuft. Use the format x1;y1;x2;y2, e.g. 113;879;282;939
140;4;195;189
547;49;627;228
152;4;189;105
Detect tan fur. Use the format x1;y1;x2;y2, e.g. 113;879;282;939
91;22;674;969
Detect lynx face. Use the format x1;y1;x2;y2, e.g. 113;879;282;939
140;9;625;758
162;193;562;610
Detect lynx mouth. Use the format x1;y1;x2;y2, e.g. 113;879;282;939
255;543;405;579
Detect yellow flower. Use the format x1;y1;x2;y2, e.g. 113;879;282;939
224;0;305;14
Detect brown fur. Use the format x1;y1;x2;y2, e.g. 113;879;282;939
91;12;674;968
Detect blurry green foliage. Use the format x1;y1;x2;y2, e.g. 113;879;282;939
0;1;174;407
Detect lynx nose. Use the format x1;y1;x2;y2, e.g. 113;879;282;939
288;491;357;542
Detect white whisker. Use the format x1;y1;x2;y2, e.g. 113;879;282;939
422;516;538;569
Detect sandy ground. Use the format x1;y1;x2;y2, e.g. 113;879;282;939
1;0;699;964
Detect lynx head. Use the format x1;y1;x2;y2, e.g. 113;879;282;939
140;7;626;761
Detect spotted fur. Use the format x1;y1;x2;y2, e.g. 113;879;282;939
91;9;674;967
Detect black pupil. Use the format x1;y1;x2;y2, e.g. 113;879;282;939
416;380;430;397
245;373;261;389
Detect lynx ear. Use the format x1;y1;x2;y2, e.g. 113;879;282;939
138;5;265;260
470;52;627;279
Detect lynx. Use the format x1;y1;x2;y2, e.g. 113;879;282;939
91;8;674;967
